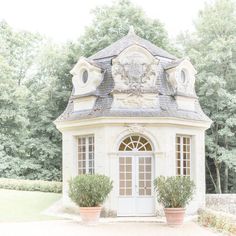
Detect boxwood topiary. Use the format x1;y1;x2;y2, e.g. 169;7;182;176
69;174;113;207
154;176;195;208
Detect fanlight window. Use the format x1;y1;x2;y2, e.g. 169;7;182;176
119;135;152;151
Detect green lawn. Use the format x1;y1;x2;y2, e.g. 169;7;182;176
0;189;61;222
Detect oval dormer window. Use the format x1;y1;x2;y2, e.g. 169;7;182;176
82;70;88;84
180;70;187;83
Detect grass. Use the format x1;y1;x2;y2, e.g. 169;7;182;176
0;189;61;222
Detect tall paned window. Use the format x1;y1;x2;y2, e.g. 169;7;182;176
78;136;94;175
176;136;191;176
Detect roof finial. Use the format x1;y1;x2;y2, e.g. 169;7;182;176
128;25;136;36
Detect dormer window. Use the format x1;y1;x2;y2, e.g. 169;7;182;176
70;57;103;96
82;70;88;84
165;58;197;98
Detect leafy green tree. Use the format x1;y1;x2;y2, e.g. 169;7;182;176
0;21;41;85
23;42;73;180
0;21;73;180
0;22;31;178
77;0;174;57
178;0;236;193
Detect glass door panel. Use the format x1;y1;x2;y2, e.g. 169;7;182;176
119;157;132;196
138;157;152;196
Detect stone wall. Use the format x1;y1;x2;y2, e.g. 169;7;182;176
206;194;236;215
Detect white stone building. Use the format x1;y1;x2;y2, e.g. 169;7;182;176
55;27;211;216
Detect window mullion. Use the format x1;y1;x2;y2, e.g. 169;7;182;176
86;137;89;174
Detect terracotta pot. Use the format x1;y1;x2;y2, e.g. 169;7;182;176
79;206;102;224
164;208;185;225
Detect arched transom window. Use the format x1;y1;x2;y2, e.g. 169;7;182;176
119;135;152;151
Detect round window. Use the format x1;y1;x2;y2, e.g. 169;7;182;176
82;70;88;84
180;70;186;83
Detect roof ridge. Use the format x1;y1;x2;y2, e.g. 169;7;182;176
133;35;176;58
89;30;176;60
88;33;130;59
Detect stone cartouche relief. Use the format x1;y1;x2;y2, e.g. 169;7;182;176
112;45;159;96
126;123;145;134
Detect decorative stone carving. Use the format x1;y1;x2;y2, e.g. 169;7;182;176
112;45;159;96
126;123;145;133
112;93;159;109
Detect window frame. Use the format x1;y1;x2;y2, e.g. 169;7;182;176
77;135;94;175
176;135;191;177
118;135;153;152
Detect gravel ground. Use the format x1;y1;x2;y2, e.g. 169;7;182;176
0;220;220;236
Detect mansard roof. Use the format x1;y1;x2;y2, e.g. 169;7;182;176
56;28;211;123
164;58;186;70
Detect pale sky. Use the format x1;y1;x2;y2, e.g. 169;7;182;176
0;0;207;42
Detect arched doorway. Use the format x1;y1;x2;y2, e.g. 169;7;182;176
117;135;155;216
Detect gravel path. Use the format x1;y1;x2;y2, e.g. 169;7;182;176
0;220;220;236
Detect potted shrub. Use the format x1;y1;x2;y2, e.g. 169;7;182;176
69;174;113;224
154;176;195;225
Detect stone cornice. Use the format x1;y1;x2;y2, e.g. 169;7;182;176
54;116;212;131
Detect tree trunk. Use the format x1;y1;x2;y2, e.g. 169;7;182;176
206;159;217;192
232;170;236;193
223;139;229;193
215;161;222;194
223;165;229;193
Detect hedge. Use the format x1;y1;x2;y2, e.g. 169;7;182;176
0;178;62;193
198;208;236;235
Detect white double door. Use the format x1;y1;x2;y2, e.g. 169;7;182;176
117;155;155;216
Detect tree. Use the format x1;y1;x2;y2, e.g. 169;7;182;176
0;21;74;180
77;0;175;58
23;41;73;180
178;0;236;193
0;21;32;178
0;21;41;85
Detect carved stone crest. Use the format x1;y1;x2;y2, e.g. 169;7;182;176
126;123;145;133
112;45;159;96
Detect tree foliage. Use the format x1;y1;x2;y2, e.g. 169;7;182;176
178;0;236;193
0;21;74;180
77;0;174;57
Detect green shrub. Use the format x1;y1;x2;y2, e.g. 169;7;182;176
0;178;62;193
198;209;236;235
154;176;195;208
69;174;113;207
